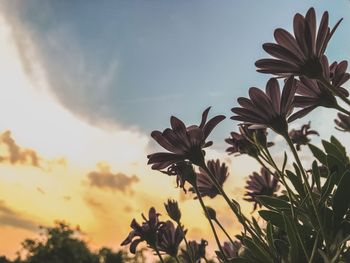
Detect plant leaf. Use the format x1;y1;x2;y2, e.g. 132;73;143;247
308;143;327;165
333;170;350;223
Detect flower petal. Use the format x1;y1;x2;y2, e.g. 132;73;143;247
288;106;317;122
266;78;281;114
274;28;305;60
203;115;226;139
199;107;211;129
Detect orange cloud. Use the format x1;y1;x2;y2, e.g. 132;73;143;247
0;201;38;231
86;163;139;193
0;130;40;167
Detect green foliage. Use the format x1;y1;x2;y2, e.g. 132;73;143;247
1;222;130;263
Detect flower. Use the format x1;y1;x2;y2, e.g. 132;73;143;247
189;159;229;199
121;207;162;254
231;77;297;135
329;60;350;91
157;220;185;257
147;107;225;170
255;7;342;79
162;161;197;192
164;199;181;222
291;77;338;120
216;241;241;262
289;122;319;150
335;113;350;132
225;125;273;157
180;239;208;263
244;168;280;210
290;60;350;121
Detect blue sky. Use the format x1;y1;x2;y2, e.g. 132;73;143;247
4;0;350;145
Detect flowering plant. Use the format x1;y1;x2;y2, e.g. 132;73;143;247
122;7;350;263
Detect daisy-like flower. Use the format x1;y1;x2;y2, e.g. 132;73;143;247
290;60;350;120
147;107;225;170
121;207;163;254
157;220;185;258
329;60;350;91
216;241;241;262
162;161;197;192
189;159;229;199
164;199;181;222
256;7;342;79
291;77;338;120
289;122;319;151
244;168;280;210
180;239;208;263
231;77;297;135
335;113;350;132
225;125;273;157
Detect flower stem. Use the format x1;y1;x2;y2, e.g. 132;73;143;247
199;162;268;248
214;219;235;245
193;184;227;262
284;135;327;249
319;77;350;108
155;247;164;263
174;256;180;263
263;147;310;261
177;220;194;263
335;103;350;116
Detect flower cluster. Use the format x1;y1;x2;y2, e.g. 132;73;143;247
122;7;350;263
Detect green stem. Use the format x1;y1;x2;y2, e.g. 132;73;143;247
193;184;227;262
335;103;350;116
264;147;310;261
319;77;350;108
174;256;180;263
176;220;193;263
214;219;235;245
199;163;259;239
155;248;164;263
309;232;320;263
199;162;269;250
284;135;327;249
264;148;297;219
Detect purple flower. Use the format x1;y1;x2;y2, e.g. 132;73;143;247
189;159;229;199
180;239;208;263
157;220;185;257
329;60;350;92
289;122;319;151
121;207;162;254
244;168;280;210
290;60;350;120
256;8;342;79
335;113;350;132
291;77;338;120
225;125;273;157
216;241;241;262
231;77;297;135
162;161;197;192
147;107;225;170
164;199;181;222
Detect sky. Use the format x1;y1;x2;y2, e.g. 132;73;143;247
0;0;350;260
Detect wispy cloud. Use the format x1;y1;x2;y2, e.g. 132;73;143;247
86;163;139;193
0;201;38;231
